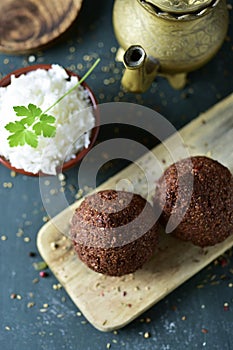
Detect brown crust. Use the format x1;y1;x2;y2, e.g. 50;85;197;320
154;156;233;247
70;190;159;276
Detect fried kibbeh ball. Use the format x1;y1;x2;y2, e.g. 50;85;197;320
70;189;159;276
154;156;233;247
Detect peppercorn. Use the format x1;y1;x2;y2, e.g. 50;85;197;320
39;271;48;278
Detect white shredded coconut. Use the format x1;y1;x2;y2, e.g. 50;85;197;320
0;64;95;174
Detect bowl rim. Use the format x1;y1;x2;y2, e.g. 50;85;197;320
0;63;100;176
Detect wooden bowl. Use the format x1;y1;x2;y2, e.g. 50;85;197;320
0;0;83;54
0;64;100;176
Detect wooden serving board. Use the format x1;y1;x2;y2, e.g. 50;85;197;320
37;94;233;331
0;0;82;54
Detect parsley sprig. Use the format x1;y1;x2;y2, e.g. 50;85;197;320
5;58;100;148
6;104;56;148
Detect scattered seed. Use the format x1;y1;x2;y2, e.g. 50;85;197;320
32;278;39;284
76;311;82;317
27;302;35;308
3;182;13;188
77;63;84;70
28;55;36;63
69;46;75;53
58;173;66;181
210;274;216;281
49;189;57;195
1;235;7;241
181;316;186;321
10;293;17;299
220;274;227;280
25;220;32;226
40;308;48;313
42;216;49;222
53;283;62;290
51;242;59;250
106;343;111;349
16;294;22;300
210;281;220;286
201;328;208;334
16;229;24;237
5;326;11;331
144;332;151;339
24;237;30;243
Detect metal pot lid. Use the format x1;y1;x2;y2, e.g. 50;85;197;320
140;0;213;13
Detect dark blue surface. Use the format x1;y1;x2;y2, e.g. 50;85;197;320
0;1;233;349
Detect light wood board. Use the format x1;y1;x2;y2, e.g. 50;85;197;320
37;94;233;331
0;0;82;54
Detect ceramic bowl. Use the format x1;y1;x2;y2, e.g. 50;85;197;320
0;64;99;176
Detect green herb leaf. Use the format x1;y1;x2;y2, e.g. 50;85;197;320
6;106;56;147
40;114;56;124
33;120;56;137
5;58;100;148
28;103;42;117
5;121;25;133
7;129;38;148
7;131;26;147
13;105;32;117
20;116;35;126
24;130;38;148
14;104;43;126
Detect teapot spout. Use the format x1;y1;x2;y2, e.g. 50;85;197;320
122;45;159;93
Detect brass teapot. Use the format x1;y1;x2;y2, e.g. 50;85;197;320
113;0;229;92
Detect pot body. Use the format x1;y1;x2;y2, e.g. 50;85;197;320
113;0;229;74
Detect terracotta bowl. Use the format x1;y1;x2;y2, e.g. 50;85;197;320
0;64;99;176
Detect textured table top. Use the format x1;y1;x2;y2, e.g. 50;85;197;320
0;1;233;349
